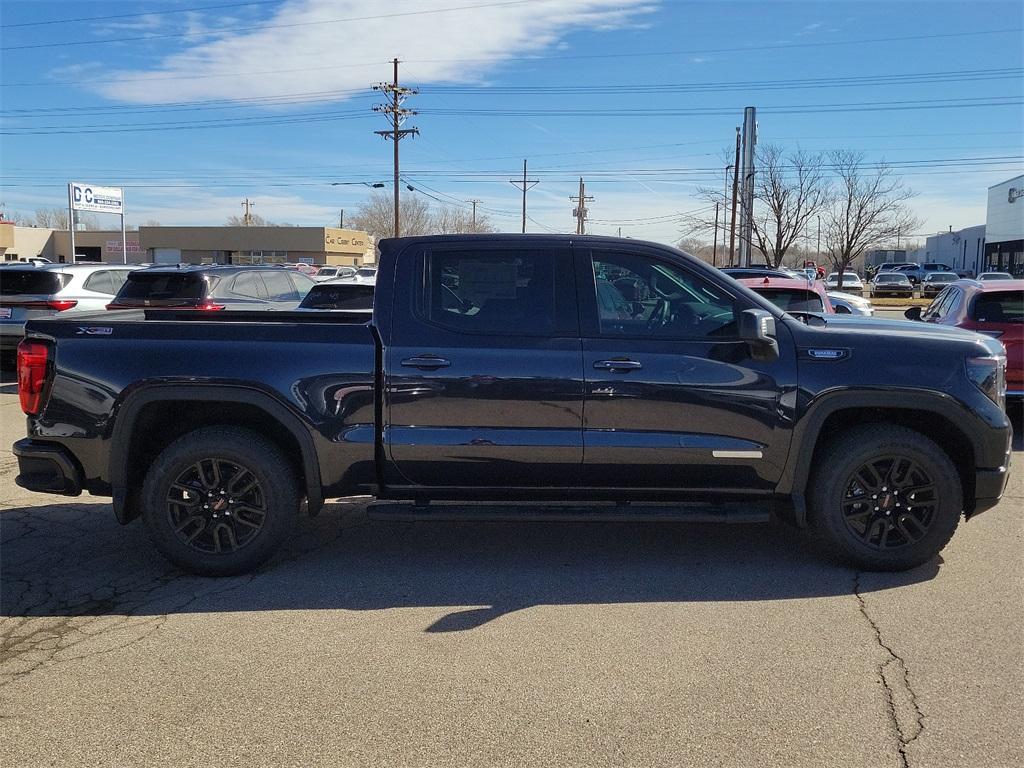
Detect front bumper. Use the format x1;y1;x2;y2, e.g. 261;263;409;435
13;438;83;496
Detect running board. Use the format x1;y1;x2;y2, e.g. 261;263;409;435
366;501;770;524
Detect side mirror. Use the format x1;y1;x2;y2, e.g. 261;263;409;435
904;306;923;321
739;309;780;361
835;304;852;315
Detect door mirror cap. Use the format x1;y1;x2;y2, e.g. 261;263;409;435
739;309;780;361
834;304;853;315
904;306;923;321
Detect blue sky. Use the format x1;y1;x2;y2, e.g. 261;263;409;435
1;0;1022;244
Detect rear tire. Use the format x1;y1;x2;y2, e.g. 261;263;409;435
142;426;299;575
808;425;962;571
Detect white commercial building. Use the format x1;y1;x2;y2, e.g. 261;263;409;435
984;174;1024;276
916;224;987;277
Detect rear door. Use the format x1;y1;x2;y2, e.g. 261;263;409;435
577;245;796;492
383;241;584;488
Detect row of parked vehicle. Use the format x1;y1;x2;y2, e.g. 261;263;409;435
0;261;377;354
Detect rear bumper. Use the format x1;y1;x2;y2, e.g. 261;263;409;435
13;438;83;496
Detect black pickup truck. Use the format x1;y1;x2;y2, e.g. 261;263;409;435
13;235;1012;574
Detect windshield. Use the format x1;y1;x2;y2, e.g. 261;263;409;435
925;274;956;282
876;274;909;283
115;272;208;303
300;283;375;310
356;268;377;278
756;288;825;313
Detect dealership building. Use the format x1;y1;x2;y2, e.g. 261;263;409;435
984;174;1023;276
0;224;374;267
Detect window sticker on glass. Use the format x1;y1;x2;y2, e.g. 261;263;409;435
457;260;518;303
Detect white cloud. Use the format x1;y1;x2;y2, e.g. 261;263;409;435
93;0;655;104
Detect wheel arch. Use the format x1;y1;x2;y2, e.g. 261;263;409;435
780;389;981;526
109;384;323;524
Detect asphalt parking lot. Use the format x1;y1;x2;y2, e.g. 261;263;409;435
1;370;1022;767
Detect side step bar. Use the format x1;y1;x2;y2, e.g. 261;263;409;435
366;501;770;524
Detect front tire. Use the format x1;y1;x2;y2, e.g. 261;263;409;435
142;427;299;575
808;425;962;571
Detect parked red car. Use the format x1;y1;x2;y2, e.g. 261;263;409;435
908;279;1023;401
737;276;836;314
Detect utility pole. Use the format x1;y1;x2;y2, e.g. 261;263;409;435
816;215;821;261
509;159;538;234
241;198;255;226
728;127;741;265
339;209;344;228
737;106;757;267
466;199;482;230
712;201;720;267
570;177;594;235
373;58;418;238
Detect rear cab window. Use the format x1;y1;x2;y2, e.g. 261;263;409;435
301;283;375;310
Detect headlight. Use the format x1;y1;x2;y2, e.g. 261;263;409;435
966;355;1007;409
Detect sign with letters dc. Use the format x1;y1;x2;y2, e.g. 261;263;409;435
70;182;123;214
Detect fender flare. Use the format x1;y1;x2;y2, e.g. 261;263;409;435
109;384;324;524
778;387;983;526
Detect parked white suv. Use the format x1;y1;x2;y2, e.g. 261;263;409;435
0;263;141;354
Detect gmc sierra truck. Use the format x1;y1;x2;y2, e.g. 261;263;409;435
12;235;1013;575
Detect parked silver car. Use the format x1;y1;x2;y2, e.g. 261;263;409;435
826;291;874;316
1;263;141;353
313;266;357;282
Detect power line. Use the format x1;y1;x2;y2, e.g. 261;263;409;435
0;1;280;28
3;0;549;51
4;29;1020;86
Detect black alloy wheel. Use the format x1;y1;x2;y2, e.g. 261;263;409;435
840;455;937;550
166;457;267;554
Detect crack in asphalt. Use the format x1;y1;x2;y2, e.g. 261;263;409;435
854;571;925;768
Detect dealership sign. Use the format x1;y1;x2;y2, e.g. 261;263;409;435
70;182;123;214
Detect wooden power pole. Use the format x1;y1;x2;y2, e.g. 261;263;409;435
373;58;418;238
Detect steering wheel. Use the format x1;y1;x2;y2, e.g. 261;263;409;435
646;299;669;330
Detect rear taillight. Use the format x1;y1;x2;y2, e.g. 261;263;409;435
5;299;78;311
195;301;225;311
17;339;51;416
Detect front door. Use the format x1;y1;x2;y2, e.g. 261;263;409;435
384;243;584;488
577;246;796;492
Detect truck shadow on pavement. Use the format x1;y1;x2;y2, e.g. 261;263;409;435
1;499;940;633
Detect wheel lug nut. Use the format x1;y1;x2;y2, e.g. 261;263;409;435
872;494;878;499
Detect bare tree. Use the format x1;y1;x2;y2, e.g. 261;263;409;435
822;151;921;289
1;210;32;225
348;192;433;240
32;207;101;230
432;205;497;234
676;237;718;266
747;145;831;268
225;212;274;226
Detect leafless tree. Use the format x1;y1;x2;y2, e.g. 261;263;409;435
225;212;274;226
676;237;718;266
33;207;100;230
432;205;497;234
747;145;831;268
347;192;434;240
680;145;830;268
822;151;921;288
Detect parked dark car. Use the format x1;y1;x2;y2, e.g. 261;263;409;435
906;279;1023;401
106;265;316;311
922;272;959;295
13;235;1012;576
870;273;914;298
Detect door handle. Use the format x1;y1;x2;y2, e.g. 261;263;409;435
401;355;452;370
593;358;642;371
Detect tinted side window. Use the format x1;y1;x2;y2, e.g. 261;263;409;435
425;250;555;336
973;291;1023;323
229;272;268;300
588;251;736;338
84;271;115;294
109;270;131;291
261;271;300;301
